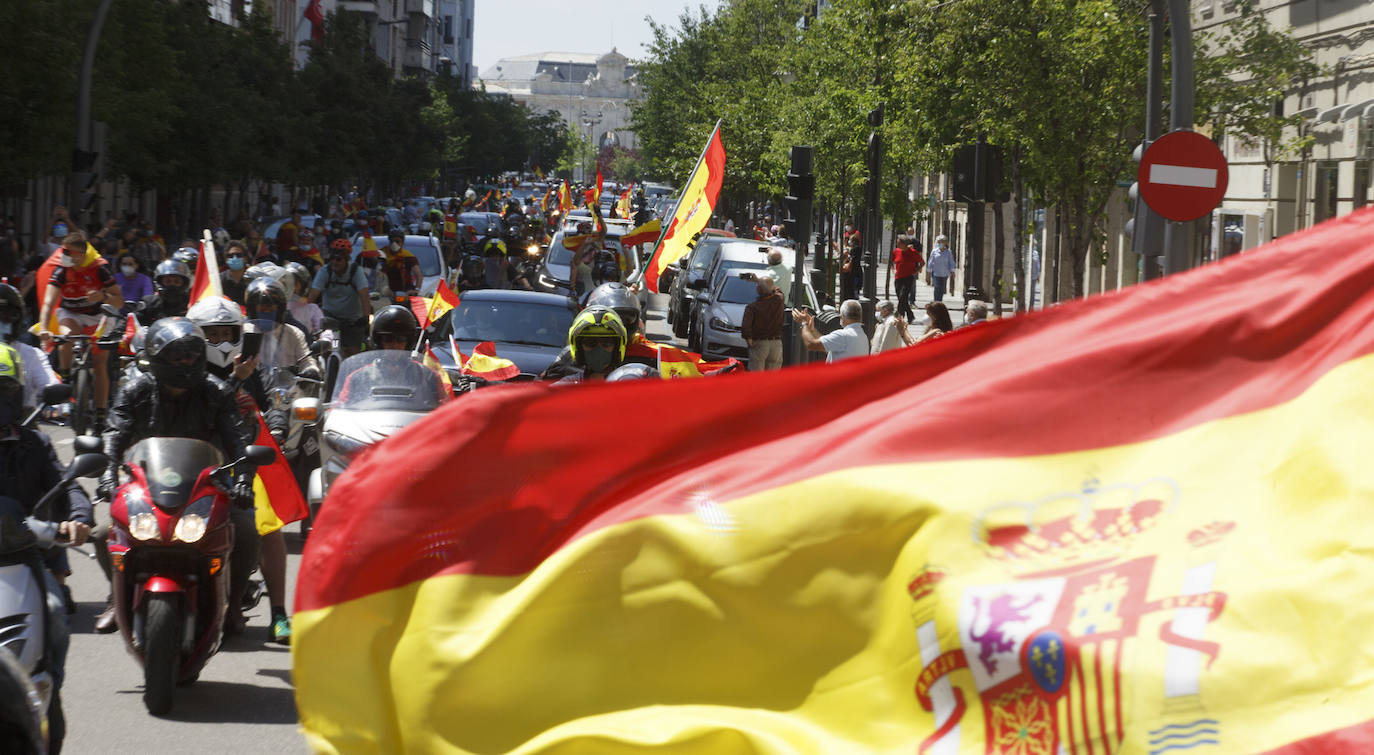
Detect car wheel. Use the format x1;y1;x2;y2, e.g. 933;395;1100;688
672;305;689;338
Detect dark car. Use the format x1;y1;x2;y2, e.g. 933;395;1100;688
665;235;733;339
429;289;579;380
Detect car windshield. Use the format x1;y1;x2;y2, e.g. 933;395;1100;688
405;239;441;277
712;260;767;290
690;238;726;270
717;276;760;304
547;242;573;266
437;299;573;348
126;438;224;510
332;352;449;410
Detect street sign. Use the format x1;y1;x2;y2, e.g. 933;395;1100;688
1138;130;1229;222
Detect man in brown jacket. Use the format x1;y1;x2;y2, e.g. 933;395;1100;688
741;272;784;371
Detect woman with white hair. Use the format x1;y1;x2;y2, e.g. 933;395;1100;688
870;300;905;354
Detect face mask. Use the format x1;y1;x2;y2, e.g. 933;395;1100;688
250;316;275;331
227;257;246;271
58;254;77;268
0;322;11;341
53;223;68;237
583;347;615;374
121;264;137;276
389;243;400;252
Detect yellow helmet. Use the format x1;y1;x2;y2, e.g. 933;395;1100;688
0;343;22;386
0;343;24;421
567;306;627;363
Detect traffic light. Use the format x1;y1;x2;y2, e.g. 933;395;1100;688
784;145;814;244
1125;141;1164;260
71;149;100;218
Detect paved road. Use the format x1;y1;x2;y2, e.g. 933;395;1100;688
46;292;686;752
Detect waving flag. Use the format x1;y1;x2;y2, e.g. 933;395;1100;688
422;345;453;393
583;170;604;208
533;165;545;180
619;218;661;248
303;0;326;41
557;181;572;214
458;341;519;381
409;279;460;329
626;336;736;375
294;209;1374;754
616;183;633;218
642;120;725;293
250;414;309;536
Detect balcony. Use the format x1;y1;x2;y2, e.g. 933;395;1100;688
404;42;434;73
338;0;380;15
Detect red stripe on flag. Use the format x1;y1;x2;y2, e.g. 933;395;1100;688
297;209;1374;611
1112;642;1124;744
1094;644;1110;754
1261;717;1374;753
1077;660;1095;755
252;415;309;526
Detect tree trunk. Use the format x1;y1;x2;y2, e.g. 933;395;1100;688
992;199;1005;316
1011;149;1027;312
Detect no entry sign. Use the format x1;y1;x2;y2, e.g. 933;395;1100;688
1138;131;1229;222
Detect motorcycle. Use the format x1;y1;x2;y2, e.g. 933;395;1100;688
0;383;105;754
302;350;449;520
106;437;275;715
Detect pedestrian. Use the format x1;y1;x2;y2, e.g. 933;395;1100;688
963;299;989;327
896;300;953;346
926;234;956;302
112;253;154;313
221;241;251;306
870;300;905;355
797;298;868;362
766;249;793;306
723;217;735;235
741;272;784;371
841;222;863;296
892;236;923;321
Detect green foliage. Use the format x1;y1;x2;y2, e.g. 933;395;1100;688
605;147;648;182
0;0;84;184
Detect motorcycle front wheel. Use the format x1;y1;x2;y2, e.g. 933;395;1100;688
142;594;181;715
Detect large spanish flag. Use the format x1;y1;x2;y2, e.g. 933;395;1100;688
642;120;726;293
294;208;1374;754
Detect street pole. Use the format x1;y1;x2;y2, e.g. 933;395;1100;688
1163;0;1194;276
71;0;115;225
964;136;988;302
862;103;883;335
1137;0;1167;281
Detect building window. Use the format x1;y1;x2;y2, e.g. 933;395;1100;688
465;18;471;39
444;16;453;44
1314;162;1339;223
1356;162;1370;210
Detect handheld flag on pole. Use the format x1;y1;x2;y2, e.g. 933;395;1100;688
188;230;223;306
642;120;726;293
295;208;1374;754
558;181;573;214
250;414;309;536
619;218;662;248
411;280;460;329
616;183;633;218
459;341;519;381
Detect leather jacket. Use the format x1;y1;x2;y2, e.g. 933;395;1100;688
0;427;93;525
101;371;251;483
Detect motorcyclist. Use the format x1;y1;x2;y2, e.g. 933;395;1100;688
0;283;60;403
370;304;421;352
283;262;324;335
480;237;531;291
383;230;422;296
538;305;628;383
246;276;316;378
456;255;487;294
307;240;372;357
94;318;260;636
540;284;651;380
0;343;92;748
336;306;449;405
172;246;200;277
136;259;193;326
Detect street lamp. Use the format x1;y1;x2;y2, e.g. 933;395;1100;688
580;107;604;179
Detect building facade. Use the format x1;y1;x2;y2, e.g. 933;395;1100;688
479;50;642;153
285;0;445;78
438;0;475;87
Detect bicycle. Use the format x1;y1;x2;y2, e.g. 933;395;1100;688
50;304;123;435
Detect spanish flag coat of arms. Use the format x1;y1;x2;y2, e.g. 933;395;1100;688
293;208;1374;753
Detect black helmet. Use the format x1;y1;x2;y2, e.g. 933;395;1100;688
0;283;23;341
606;363;659;381
173;247;199;273
461;255;485;281
585;282;640;333
245;276;287;323
369;305;419;350
153;259;192;312
142;317;207;390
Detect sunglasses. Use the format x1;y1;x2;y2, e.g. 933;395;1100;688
582;338;618;351
378;334;408;344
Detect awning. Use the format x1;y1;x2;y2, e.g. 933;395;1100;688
1294;106;1320;121
1340;98;1374;121
1316;104;1347;124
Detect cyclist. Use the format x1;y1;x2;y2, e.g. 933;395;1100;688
383;230;422;296
36;231;121;429
307;240;372;357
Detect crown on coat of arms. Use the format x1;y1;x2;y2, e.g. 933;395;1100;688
971;477;1181;574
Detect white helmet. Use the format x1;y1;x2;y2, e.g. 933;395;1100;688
186;296;244;369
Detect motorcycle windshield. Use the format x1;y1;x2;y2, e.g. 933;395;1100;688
126;438;224;510
331;352;449;411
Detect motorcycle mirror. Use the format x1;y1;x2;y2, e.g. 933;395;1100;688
309;340;328;356
244;445;277;467
73;435;102;455
68;452;108;480
41;383;73;406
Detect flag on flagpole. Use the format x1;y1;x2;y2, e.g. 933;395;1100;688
294;207;1374;754
558;181;573;214
303;0;325;41
250;414;310;536
423;345;453;393
188;231;223;306
410;280;460;329
458;341;519;381
616;183;633;219
642;121;726;293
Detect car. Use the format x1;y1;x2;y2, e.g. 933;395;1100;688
664;235;735;339
459;211;505;241
537;221;641;296
262;214;323;245
350;233;448;298
696;267;826;363
685;240;790;353
428;289;580;380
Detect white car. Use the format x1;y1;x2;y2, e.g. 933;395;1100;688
349;233;447;298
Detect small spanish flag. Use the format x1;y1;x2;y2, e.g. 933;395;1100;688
619;218;661;248
422;345;453;393
617;183;633;218
250;414;309;536
534;165;545;180
360;232;379;255
625;335;738;375
189;233;223;306
459;341;519;381
557;181;573;214
656;343;702;378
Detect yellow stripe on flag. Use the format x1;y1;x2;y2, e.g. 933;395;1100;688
295;351;1374;753
253;475;285;536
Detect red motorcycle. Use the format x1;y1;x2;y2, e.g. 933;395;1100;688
107;437;274;715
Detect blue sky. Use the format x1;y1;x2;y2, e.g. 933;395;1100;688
472;0;722;74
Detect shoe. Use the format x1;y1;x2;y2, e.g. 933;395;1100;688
61;585;76;616
94;602;118;634
270;613;292;645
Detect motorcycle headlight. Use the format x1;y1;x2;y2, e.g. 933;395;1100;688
324;430;370;457
526;245;539;256
709;316;740;333
174;496;214;543
129;512;160;541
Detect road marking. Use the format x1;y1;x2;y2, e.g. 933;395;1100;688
1148;164;1218;189
55;437;73;446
